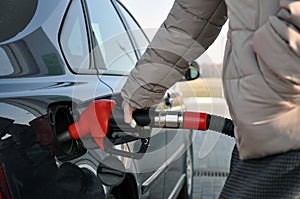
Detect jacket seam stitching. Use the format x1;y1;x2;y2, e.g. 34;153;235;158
176;1;222;27
150;23;188;70
173;0;224;67
150;48;187;70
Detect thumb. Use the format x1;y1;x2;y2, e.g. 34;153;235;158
122;101;136;124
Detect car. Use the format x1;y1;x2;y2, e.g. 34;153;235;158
0;0;197;198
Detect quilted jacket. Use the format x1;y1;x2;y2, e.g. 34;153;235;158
121;0;300;160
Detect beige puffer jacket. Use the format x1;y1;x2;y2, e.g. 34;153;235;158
121;0;300;160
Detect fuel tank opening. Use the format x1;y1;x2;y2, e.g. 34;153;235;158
49;104;86;161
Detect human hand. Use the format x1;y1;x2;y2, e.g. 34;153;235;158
278;0;300;30
122;101;137;128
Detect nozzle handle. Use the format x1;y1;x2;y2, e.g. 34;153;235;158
109;107;153;129
132;109;153;127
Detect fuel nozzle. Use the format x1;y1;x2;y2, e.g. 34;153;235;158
57;100;116;150
56;100;151;159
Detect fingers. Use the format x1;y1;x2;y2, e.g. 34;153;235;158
122;101;136;125
130;120;137;128
279;0;300;29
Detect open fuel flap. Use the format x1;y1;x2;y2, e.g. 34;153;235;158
48;103;86;161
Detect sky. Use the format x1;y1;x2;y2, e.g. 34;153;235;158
120;0;228;64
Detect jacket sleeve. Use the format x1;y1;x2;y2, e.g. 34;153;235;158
252;0;300;103
121;0;227;109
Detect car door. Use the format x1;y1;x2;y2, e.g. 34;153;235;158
113;4;194;198
82;0;167;198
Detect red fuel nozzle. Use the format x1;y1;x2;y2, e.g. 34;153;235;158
67;100;116;150
57;99;150;159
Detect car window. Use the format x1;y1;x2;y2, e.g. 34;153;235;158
85;0;137;73
115;1;149;57
0;47;14;76
60;0;90;72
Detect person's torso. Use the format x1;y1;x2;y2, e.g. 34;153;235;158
222;0;300;159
